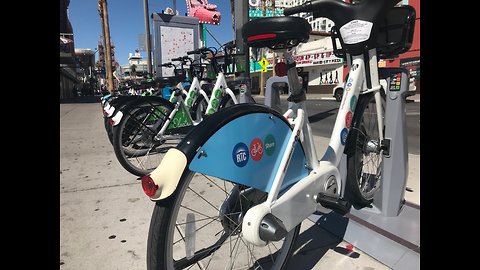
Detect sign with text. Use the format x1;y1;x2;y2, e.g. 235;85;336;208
294;51;343;67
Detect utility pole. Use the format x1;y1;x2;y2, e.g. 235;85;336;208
99;0;114;93
143;0;153;75
271;0;277;77
259;0;267;96
98;3;109;91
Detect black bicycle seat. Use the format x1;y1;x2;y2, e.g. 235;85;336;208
242;17;311;50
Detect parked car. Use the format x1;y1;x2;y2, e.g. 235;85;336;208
332;76;416;102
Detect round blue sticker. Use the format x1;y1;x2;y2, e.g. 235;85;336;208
340;128;349;145
232;142;249;167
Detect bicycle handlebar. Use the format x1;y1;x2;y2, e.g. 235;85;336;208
160;62;173;67
187;47;217;56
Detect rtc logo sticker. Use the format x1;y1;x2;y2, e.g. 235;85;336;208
345;111;353;129
264;134;276;156
232;143;249;167
250;138;264;161
340;128;349;145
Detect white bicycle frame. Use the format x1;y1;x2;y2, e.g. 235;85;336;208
242;48;386;246
205;71;239;115
156;64;241;140
158;75;211;130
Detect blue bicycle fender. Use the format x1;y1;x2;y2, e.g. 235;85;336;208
189;113;309;193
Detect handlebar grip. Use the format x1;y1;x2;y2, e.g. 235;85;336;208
284;1;312;16
171;57;182;61
187;49;198;55
160;62;172;67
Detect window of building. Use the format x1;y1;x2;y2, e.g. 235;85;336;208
320;19;326;31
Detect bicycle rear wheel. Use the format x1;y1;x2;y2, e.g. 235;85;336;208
345;92;386;207
112;99;177;176
147;170;300;270
146;103;305;270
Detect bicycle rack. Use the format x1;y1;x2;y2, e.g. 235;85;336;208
315;68;419;270
265;76;289;113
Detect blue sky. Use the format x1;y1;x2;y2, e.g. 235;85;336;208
68;0;235;67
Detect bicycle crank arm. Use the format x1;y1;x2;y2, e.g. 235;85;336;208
242;161;341;246
142;148;187;200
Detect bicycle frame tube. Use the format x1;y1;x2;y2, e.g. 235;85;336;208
322;49;382;167
184;77;202;108
205;72;238;115
259;50;385;229
155;93;193;137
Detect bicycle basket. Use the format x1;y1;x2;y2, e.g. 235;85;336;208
331;5;416;59
174;67;186;82
190;63;205;79
376;5;416;59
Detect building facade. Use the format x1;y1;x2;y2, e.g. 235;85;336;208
60;0;80;99
75;48;97;95
121;51;149;81
248;0;420;94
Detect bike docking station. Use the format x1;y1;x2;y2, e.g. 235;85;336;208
315;67;419;270
264;68;419;270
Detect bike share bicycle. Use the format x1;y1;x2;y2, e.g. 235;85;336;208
100;78;160;145
111;43;247;176
140;0;415;269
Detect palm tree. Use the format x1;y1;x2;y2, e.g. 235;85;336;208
230;0;235;36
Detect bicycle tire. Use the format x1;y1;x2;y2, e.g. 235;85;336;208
190;95;208;122
103;95;141;145
112;98;176;176
219;94;256;110
146;103;305;270
147;172;301;270
104;116;114;145
345;92;386;207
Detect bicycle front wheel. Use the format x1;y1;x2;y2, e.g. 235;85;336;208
345;92;386;207
112;99;177;176
147;171;300;270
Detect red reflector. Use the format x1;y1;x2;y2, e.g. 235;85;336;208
247;33;277;41
109;118;114;125
142;174;158;198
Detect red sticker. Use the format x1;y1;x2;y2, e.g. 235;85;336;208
249;138;264;161
345;111;353;129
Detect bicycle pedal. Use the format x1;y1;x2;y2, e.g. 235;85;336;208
316;193;351;216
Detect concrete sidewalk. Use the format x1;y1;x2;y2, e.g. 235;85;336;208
60;100;418;269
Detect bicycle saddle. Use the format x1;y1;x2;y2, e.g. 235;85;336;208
242;17;311;50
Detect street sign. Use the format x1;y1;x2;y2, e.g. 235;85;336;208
259;57;269;72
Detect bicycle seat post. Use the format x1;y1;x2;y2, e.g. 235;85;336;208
275;49;308;119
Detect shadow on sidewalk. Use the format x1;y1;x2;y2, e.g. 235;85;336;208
60;95;101;104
